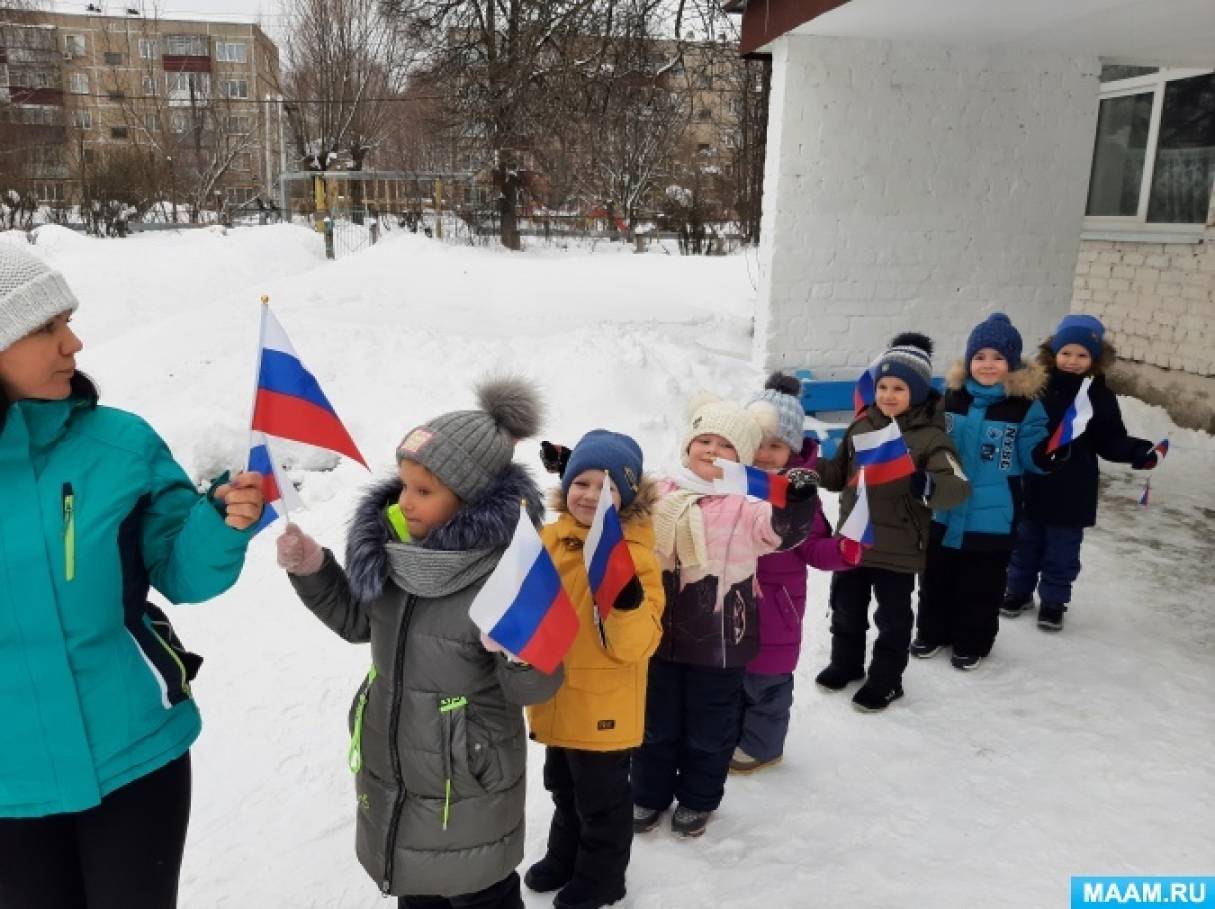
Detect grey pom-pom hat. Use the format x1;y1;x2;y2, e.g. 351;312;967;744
396;376;544;503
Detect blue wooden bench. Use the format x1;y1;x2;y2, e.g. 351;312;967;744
793;369;946;458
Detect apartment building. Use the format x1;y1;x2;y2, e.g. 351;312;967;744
1;10;282;210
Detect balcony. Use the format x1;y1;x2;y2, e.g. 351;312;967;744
162;34;211;73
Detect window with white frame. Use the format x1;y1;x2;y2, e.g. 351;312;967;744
143;75;157;96
64;34;85;57
166;71;210;104
225;114;251;133
219;79;249;99
72;109;92;129
69;72;89;95
216;41;247;63
171;112;189;133
139;37;159;59
1086;66;1215;227
164;34;207;56
144;112;159;131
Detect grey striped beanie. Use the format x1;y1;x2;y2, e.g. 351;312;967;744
396;376;544;504
0;243;80;352
746;372;805;451
876;332;934;404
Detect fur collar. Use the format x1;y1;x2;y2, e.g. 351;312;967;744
546;473;659;526
945;358;1047;399
1036;337;1117;377
345;463;543;603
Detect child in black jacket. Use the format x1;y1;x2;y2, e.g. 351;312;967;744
1004;315;1159;631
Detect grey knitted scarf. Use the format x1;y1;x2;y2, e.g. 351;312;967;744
384;541;500;599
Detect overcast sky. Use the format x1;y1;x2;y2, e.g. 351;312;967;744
48;0;289;42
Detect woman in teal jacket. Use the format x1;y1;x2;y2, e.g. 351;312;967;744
0;243;264;909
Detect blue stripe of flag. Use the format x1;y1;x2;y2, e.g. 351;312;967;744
855;436;909;467
248;443;273;475
251;501;279;535
489;551;565;656
258;349;338;416
745;468;772;500
587;507;625;592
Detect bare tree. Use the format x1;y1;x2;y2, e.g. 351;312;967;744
283;0;406;175
381;0;612;250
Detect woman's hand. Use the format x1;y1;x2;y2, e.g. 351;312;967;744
213;471;265;530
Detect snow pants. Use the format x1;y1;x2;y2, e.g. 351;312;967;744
827;566;916;687
631;658;744;813
1007;519;1085;605
737;672;795;763
916;543;1013;657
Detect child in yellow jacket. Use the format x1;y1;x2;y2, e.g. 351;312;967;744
525;431;665;909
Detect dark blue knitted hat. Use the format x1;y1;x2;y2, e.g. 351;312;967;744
965;312;1023;365
562;430;644;508
1051;314;1104;360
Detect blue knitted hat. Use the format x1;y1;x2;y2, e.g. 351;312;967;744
1051;314;1104;360
562;430;644;508
965;312;1023;365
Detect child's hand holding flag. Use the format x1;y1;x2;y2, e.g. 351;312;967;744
712;461;819;505
211;471;266;530
585;471;644;628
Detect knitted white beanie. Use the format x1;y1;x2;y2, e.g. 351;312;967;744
681;392;769;467
0;243;80;352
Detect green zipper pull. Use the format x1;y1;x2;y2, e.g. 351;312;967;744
62;482;75;582
347;665;378;773
438;696;467;830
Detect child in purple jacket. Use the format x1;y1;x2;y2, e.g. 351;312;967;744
731;374;858;774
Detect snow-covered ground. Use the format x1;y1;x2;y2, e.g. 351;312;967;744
10;225;1214;907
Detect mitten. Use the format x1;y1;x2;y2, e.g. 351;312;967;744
783;467;820;502
839;537;864;567
277;523;324;576
908;469;934;500
1033;441;1072;472
540;441;572;476
1131;442;1158;471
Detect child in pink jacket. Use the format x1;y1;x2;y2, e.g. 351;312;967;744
731;374;858;774
630;393;820;840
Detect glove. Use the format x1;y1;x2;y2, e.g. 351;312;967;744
611;577;645;612
783;467;820;502
908;470;934;500
276;523;324;576
839;537;864;567
1131;442;1158;471
540;441;572;477
1034;441;1072;472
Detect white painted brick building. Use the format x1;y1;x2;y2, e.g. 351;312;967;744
727;0;1214;427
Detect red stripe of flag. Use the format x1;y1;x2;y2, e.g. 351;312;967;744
595;543;637;621
253;389;367;466
517;587;581;675
848;453;915;486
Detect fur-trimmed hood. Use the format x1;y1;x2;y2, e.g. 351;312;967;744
1036;337;1117;377
546;473;660;528
345;463;543;603
946;358;1047;399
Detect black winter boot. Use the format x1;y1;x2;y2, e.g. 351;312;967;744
1037;601;1067;631
523;855;574;894
851;679;904;713
814;663;865;692
554;876;626;909
1001;591;1035;617
909;637;942;659
632;804;661;833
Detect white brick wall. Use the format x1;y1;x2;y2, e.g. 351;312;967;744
755;35;1100;375
1072;227;1215;376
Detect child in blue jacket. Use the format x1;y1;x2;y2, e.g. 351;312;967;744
911;314;1052;671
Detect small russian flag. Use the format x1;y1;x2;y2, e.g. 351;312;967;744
712;459;790;507
1138;477;1151;507
853;359;880;416
469;504;579;675
584;472;642;624
248;431;305;535
1138;439;1169;506
1152;438;1170;459
1046;377;1094;454
252;305;367;468
840;468;875;547
850;421;916;486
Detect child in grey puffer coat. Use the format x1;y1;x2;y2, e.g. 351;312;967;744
278;378;563;908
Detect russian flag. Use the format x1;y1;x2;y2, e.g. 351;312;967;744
584;473;642;623
853;359;880;416
248;431;305;535
1138;477;1152;507
1046;376;1094;454
839;467;876;546
468;506;578;675
712;459;790;507
252;306;367;467
850;421;916;486
1152;438;1170;459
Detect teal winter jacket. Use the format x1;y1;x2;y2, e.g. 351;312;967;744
933;361;1049;551
0;393;252;818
